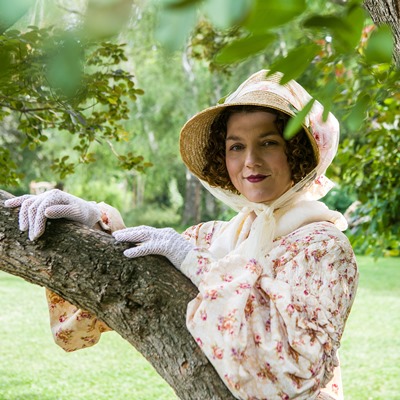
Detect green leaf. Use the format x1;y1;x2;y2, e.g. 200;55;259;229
284;98;315;140
303;15;351;32
268;43;319;84
215;33;276;64
244;0;306;33
203;0;251;29
346;94;370;131
164;0;203;10
364;24;394;64
217;93;230;104
339;4;365;51
315;79;336;121
45;36;83;96
108;97;118;105
155;4;197;51
303;4;365;53
0;0;35;33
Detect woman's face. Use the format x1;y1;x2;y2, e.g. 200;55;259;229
225;111;293;204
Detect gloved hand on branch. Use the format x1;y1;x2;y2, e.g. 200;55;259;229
5;189;104;241
113;226;194;269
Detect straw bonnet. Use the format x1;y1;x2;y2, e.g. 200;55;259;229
180;69;339;193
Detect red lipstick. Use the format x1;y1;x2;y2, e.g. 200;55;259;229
246;174;267;183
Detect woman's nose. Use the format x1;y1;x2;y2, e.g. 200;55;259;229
245;148;262;167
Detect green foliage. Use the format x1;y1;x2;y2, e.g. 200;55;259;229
215;32;276;64
189;20;242;73
1;0;398;255
284;99;315;139
158;0;251;51
322;185;356;215
0;0;35;33
243;0;306;32
345;93;371;132
0;148;22;186
160;0;394;129
202;0;250;30
0;26;148;185
155;1;198;51
124;205;182;229
309;58;399;256
156;0;400;254
340;128;399;257
268;43;320;84
304;3;365;53
364;24;394;64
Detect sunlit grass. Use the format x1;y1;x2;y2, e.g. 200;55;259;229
1;255;399;399
0;273;177;400
340;256;400;400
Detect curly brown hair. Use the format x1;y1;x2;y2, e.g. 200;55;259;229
202;105;318;193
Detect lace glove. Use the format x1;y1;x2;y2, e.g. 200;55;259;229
4;189;103;241
112;226;194;269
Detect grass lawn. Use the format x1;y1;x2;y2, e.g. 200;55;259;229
340;256;400;399
1;255;399;399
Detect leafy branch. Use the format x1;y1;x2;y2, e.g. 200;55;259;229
0;26;148;185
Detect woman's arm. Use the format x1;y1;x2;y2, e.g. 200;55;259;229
45;202;126;352
45;289;112;352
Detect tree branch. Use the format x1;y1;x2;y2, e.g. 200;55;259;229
0;190;235;400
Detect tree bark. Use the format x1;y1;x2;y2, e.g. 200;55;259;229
364;0;400;66
182;170;202;226
0;190;235;400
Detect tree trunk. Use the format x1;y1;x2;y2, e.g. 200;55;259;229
203;189;220;221
182;170;202;226
0;190;235;400
364;0;400;66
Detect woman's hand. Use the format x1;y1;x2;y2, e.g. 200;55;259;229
5;189;102;240
113;226;194;269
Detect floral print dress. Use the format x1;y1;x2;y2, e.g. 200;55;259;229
46;205;358;400
180;214;358;400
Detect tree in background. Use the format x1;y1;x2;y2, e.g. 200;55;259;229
0;0;149;190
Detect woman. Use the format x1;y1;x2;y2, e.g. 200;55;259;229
5;70;358;400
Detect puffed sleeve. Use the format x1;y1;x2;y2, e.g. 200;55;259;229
182;222;358;400
45;202;125;352
46;290;112;352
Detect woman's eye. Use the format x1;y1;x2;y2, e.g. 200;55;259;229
229;144;244;151
262;140;278;147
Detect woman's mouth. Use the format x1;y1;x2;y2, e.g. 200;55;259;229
245;174;267;183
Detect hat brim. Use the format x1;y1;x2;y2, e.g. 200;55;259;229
180;91;318;182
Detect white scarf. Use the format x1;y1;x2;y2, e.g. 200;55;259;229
201;169;347;262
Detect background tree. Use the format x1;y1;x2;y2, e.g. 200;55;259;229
0;0;148;189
